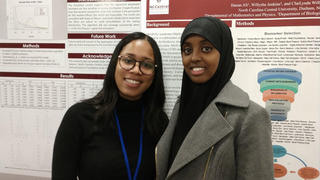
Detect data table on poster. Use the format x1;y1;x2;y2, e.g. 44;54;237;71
0;77;103;177
0;78;103;109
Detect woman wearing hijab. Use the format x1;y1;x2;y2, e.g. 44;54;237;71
155;17;274;180
52;32;168;180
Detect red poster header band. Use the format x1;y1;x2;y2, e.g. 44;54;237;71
147;20;232;28
68;53;112;59
0;72;105;79
67;0;140;2
0;43;65;49
236;19;320;27
68;33;129;39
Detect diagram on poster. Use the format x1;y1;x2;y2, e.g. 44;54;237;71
273;145;319;179
258;68;302;121
6;0;53;39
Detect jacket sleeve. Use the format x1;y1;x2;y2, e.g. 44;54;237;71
236;102;274;180
51;105;82;180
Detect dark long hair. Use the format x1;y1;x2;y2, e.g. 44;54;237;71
84;32;168;139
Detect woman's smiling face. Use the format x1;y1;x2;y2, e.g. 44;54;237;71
181;35;220;84
115;39;155;101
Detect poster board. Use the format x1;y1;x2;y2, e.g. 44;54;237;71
0;0;319;179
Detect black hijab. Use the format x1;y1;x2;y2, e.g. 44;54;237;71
169;17;235;165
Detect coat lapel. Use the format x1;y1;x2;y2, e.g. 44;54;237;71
156;102;180;180
166;81;250;178
157;81;250;179
167;102;233;178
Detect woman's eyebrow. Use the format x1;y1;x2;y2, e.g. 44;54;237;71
182;42;191;46
124;53;154;61
200;39;211;44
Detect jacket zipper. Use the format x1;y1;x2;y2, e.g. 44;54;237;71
202;146;214;180
202;111;228;180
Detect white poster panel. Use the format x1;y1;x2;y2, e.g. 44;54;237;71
141;0;320;179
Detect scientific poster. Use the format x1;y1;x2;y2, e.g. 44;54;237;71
141;0;320;179
0;0;141;178
0;0;319;179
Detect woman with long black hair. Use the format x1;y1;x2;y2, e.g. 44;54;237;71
52;32;168;180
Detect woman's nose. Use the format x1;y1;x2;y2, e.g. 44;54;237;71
191;49;201;62
130;62;142;75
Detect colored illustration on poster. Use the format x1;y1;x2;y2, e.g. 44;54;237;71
258;68;302;121
273;145;319;179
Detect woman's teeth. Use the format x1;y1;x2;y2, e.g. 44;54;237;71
192;67;204;71
126;79;140;84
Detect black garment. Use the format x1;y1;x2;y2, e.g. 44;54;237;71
52;97;157;180
169;17;236;166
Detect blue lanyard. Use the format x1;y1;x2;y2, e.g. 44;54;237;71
113;107;144;180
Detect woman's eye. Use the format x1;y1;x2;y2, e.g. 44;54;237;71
141;62;154;69
202;46;212;53
124;58;135;64
182;47;192;55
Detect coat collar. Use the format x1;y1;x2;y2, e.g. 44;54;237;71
157;81;249;179
213;80;249;107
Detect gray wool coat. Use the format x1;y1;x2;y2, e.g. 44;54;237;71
155;81;274;180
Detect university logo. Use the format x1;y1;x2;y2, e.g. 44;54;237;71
149;0;169;15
